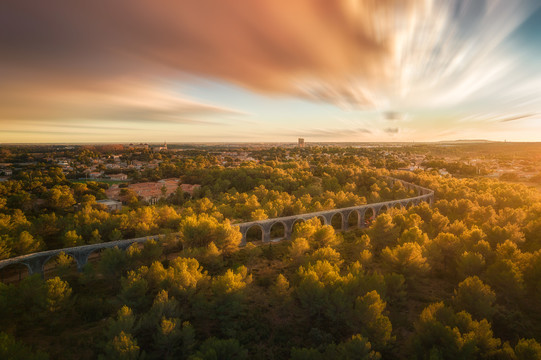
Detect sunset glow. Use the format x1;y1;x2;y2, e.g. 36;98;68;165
1;0;541;143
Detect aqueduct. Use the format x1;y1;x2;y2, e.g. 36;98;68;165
0;177;434;278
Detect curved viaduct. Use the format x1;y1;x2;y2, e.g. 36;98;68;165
0;178;434;278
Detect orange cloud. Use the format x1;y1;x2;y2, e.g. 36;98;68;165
0;0;425;122
1;0;536;129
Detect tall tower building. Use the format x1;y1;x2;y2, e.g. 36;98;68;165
298;138;305;148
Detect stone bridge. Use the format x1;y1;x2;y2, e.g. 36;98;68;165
236;177;433;244
0;177;433;278
0;235;164;280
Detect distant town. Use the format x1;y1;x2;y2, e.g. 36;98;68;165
2;141;541;196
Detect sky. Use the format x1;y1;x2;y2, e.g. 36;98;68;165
1;0;541;143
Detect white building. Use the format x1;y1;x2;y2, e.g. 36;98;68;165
96;199;122;212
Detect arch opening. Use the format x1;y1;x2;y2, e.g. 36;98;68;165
317;216;326;226
270;222;286;240
43;252;78;279
292;219;305;233
246;224;264;243
331;213;343;230
363;208;375;227
0;263;30;284
390;203;403;214
86;247;112;270
347;210;360;228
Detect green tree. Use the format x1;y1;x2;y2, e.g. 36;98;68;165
89;229;102;244
398;226;429;246
293;217;337;249
105;306;137;339
368;214;400;253
426;232;463;278
54;252;76;278
381;242;429;280
412;302;501;359
101;331;142;360
119;270;150;311
152;318;195;360
308;246;343;267
189;337;248;360
0;332;49;360
45;276;72;312
12;231;43;256
171;186;187;206
291;334;381;360
0;235;11;260
515;338;541;360
524;250;541;297
63;230;83;247
179;214;241;254
452;276;496;320
211;266;251;295
352;290;393;349
47;185;75;211
485;259;524;299
457;252;486;279
250;208;267;220
98;247;129;279
145;258;206;298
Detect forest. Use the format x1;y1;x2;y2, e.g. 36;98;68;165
1;145;541;359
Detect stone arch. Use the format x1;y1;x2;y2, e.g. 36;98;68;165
363;208;375;227
347;209;360;228
84;247;113;270
0;262;30;284
292;218;305;233
42;252;78;279
117;241;137;251
270;221;286;240
330;212;343;230
246;224;264;243
291;218;306;235
377;204;388;216
316;215;326;225
391;202;404;213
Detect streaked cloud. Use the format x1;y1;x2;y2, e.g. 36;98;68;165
299;127;373;139
383;128;400;134
1;0;540;142
498;114;538;123
0;82;245;127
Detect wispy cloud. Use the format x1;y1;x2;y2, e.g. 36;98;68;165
498;114;537;123
2;130;104;136
296;127;372;139
0;82;245;128
383;127;399;134
1;0;540;141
